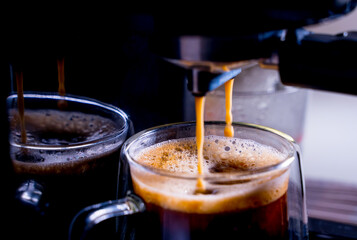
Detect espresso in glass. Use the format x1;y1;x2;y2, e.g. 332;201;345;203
130;134;290;240
8;93;129;240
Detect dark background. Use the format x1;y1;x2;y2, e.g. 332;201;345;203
1;11;187;130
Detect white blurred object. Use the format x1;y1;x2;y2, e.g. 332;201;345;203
305;7;357;34
302;90;357;185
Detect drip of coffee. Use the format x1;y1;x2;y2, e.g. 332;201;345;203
57;57;68;109
223;65;234;138
195;96;205;191
15;72;27;144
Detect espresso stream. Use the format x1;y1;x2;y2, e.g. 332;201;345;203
223;66;234;138
194;67;235;191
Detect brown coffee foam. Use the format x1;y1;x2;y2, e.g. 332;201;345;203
131;136;290;214
9;109;117;144
9;109;121;175
135;136;285;174
11;146;118;176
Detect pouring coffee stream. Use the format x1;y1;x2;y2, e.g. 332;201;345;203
15;72;26;145
57;57;68;109
14;57;68;145
194;65;237;194
223;66;234;138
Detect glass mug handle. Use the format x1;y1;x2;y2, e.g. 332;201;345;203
68;192;145;240
15;179;49;215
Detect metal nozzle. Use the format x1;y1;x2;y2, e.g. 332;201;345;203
187;68;242;96
165;59;251;96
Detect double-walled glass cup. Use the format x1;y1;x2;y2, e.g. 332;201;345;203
70;122;308;240
7;93;130;240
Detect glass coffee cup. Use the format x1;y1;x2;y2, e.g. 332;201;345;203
70;121;308;240
7;93;130;240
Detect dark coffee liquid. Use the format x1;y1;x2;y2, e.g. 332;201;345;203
137;193;288;240
9;109;124;240
131;136;289;240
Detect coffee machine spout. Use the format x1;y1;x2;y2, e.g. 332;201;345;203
186;68;242;96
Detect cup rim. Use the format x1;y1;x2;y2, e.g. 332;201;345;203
7;92;130;150
123;121;296;181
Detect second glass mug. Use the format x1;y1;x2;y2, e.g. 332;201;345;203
70;122;308;240
7;93;131;240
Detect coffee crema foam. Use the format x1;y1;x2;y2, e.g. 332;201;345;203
9;109;118;145
9;109;122;175
131;136;290;214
